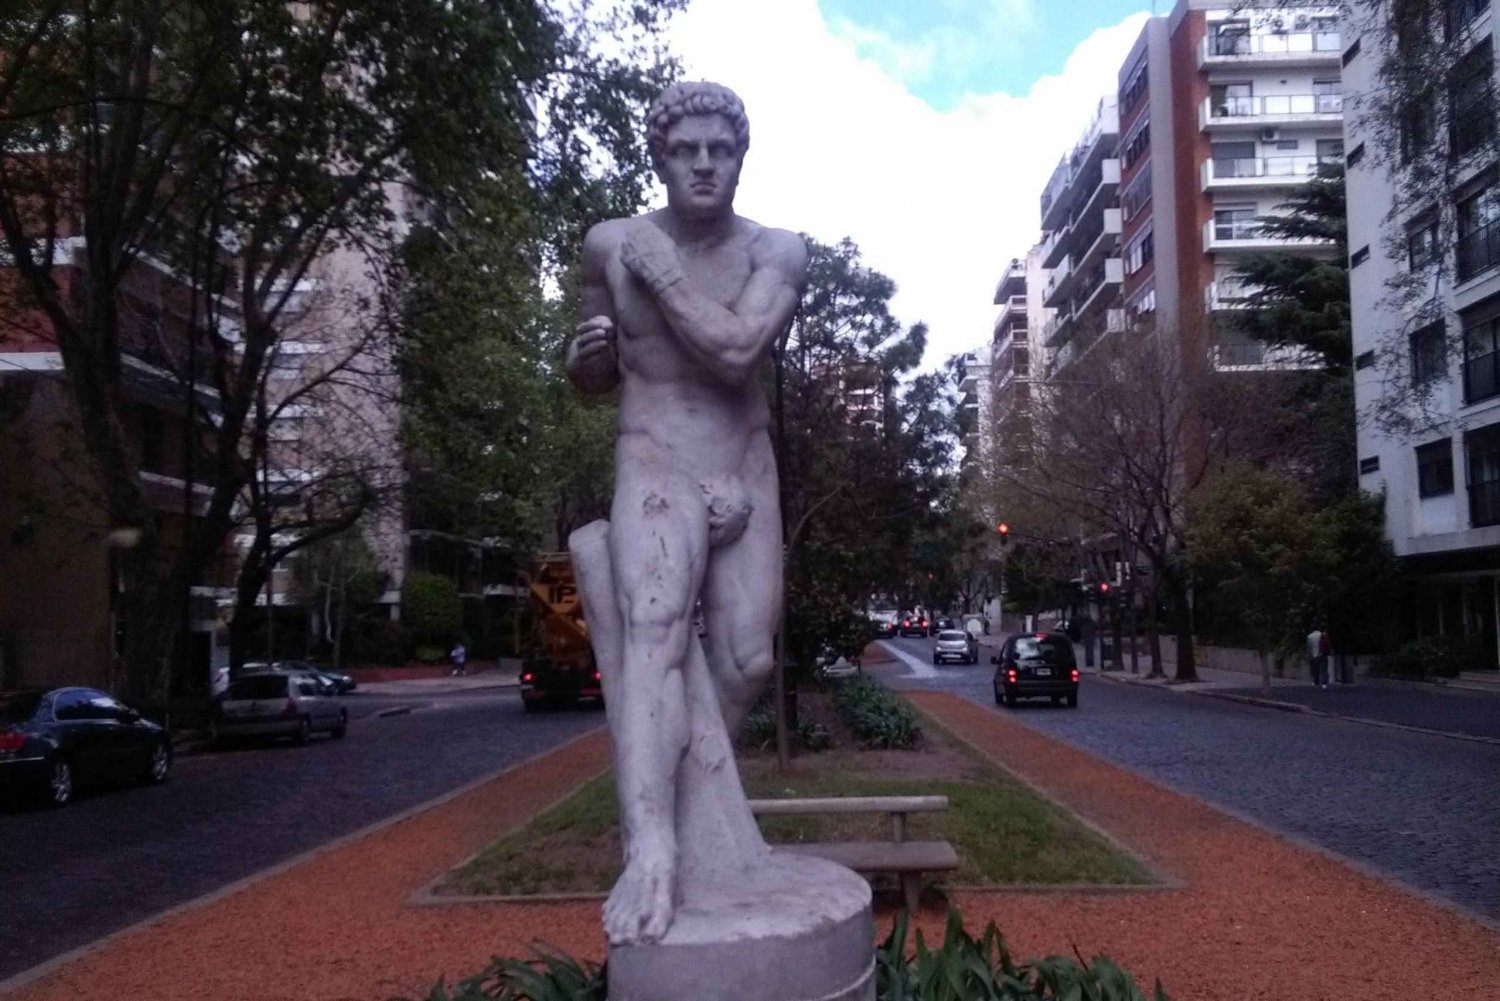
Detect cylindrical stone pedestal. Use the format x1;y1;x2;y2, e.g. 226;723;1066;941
607;853;874;1001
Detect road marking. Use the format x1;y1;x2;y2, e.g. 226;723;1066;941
878;640;939;679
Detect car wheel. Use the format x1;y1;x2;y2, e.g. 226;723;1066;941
293;716;311;744
143;741;171;784
522;698;537;714
931;654;939;664
1004;690;1017;709
331;710;348;739
45;756;73;807
1051;695;1061;706
1066;691;1079;709
992;683;1003;706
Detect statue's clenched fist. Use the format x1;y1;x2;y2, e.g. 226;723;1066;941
621;221;686;296
567;315;618;393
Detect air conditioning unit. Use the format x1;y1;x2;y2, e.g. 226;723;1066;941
1293;13;1311;29
1268;15;1287;33
1260;127;1281;142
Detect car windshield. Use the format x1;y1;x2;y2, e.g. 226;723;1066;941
225;675;289;699
938;631;967;641
0;691;44;723
1012;636;1075;665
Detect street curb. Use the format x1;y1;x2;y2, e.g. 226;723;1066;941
0;725;608;998
376;705;416;718
1091;671;1500;747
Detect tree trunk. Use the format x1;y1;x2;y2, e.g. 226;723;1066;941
1163;572;1197;682
1146;579;1164;679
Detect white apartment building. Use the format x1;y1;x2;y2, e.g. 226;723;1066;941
1346;0;1500;669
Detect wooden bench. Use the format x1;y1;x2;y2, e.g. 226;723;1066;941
748;795;958;913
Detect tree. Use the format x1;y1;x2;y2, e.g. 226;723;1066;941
402;571;463;657
292;529;384;671
997;329;1264;682
1231;163;1351;370
0;0;680;696
1186;466;1333;692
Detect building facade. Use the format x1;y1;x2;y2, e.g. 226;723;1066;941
1346;0;1500;670
1044;0;1344;379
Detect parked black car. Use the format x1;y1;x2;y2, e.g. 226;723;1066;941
0;687;171;807
992;633;1080;708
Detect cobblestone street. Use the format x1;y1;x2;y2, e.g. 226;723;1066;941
877;636;1500;921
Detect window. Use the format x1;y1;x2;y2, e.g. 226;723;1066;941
1214;206;1258;241
1124;228;1155;275
1359;456;1381;474
1355;350;1377;370
1316;138;1345;163
1211;140;1256;179
1347;142;1366;167
140;408;165;474
1466;422;1500;526
1121;166;1152;220
1342;37;1362;65
52;690;93;721
1211;19;1251;56
1009;635;1076;666
1211;82;1253;118
1449;39;1495;158
1400;92;1437;163
1411;321;1448;385
1417;440;1456;497
1351;246;1371;267
1408;218;1441;268
1119;58;1149;113
1121;117;1151;170
1446;0;1490;40
1464;314;1500;402
1313;79;1342;114
226;675;289;700
1457;181;1500;281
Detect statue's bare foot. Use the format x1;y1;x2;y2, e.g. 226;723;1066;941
604;847;676;945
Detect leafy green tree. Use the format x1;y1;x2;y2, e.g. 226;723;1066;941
402;571;463;657
0;0;679;695
292;530;385;670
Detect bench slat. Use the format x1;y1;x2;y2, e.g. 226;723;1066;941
747;796;949;817
772;840;959;873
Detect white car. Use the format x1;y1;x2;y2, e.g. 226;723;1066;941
212;672;348;744
932;629;979;665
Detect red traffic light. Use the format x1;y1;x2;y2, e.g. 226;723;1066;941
996;522;1010;535
1099;582;1111;594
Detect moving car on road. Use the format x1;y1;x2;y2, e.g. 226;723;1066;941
992;632;1080;708
0;687;171;807
932;629;979;665
212;673;348;744
898;613;930;638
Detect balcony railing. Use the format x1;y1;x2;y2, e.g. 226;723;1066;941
1204;154;1336;183
1205;93;1343;121
1457;216;1500;283
1205;29;1340;58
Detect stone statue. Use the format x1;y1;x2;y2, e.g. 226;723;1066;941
565;82;874;1001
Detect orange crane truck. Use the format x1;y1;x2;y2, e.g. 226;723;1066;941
518;552;604;712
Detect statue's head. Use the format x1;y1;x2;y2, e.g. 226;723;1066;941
646;82;750;220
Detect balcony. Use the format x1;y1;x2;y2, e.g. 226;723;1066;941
1040;159;1075;232
1457;216;1500;285
1204;280;1256;310
1040;225;1069;268
1074;257;1124;319
1043;255;1075;309
1043;310;1071;348
1201;154;1337;192
993;259;1027;303
1200;93;1343;131
1074;208;1123;275
1203;217;1336;254
1073;158;1122;228
1212;340;1323;371
1198;29;1340;70
992;295;1027;340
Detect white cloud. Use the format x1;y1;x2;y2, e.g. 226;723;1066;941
659;0;1150;369
826;0;1040;89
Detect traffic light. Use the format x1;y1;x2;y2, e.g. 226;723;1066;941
1097;581;1111;601
996;522;1010;546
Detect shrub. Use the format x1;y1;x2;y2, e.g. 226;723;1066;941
403;572;463;647
348;619;411;667
738;699;833;752
832;675;921;749
1372;634;1482;679
406;909;1169;1001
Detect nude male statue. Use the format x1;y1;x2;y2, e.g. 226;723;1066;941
564;82;808;947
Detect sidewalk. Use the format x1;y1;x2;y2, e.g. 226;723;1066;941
4;693;1497;1001
352;665;521;697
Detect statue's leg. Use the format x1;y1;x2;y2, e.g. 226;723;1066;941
701;436;782;729
598;466;707;946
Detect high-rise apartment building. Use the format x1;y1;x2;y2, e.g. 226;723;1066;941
1044;0;1344;379
1345;0;1500;669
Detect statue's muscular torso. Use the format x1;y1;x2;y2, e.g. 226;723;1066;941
587;212;780;479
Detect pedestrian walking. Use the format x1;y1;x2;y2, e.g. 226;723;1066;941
450;640;467;677
1307;626;1329;689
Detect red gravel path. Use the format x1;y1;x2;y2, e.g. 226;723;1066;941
6;693;1499;1001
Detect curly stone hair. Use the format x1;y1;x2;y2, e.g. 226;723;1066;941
645;81;750;165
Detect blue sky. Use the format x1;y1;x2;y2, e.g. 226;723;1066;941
819;0;1151;108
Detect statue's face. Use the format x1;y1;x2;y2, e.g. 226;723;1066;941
656;114;743;220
